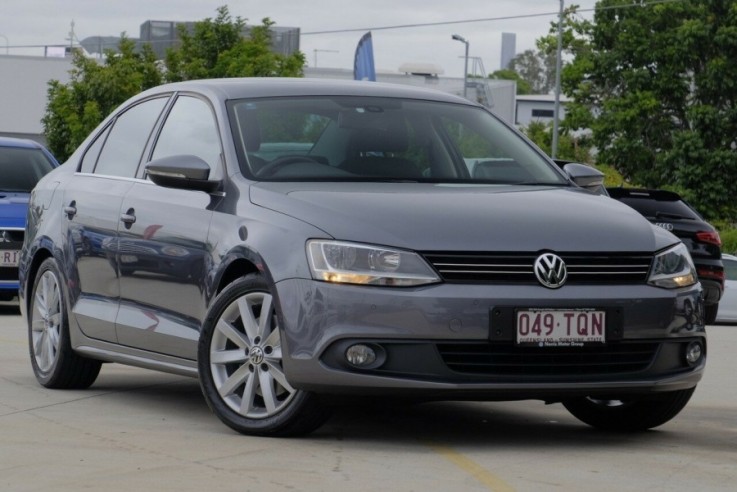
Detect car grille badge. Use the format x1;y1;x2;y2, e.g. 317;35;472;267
534;253;567;289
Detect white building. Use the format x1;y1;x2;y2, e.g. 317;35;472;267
515;94;569;127
0;55;72;143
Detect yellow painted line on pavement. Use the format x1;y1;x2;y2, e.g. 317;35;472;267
426;441;516;492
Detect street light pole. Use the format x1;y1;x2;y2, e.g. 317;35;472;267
552;0;564;159
452;34;469;99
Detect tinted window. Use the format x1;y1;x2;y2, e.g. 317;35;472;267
95;97;168;178
229;96;565;184
724;258;737;281
0;147;56;192
151;96;221;172
79;125;111;173
615;197;701;220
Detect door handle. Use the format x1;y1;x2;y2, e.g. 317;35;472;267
120;208;136;229
64;201;77;219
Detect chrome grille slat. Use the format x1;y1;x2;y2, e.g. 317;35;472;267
422;252;653;284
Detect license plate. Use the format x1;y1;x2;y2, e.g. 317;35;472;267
0;250;20;267
516;309;606;346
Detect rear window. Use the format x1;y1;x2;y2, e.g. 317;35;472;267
613;195;701;220
0;147;56;192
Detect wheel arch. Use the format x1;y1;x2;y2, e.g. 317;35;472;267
23;246;54;316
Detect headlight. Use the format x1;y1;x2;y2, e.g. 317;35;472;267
648;243;697;288
307;240;440;287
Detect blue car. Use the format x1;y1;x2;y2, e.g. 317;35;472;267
0;137;59;302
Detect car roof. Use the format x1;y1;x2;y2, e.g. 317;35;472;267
0;136;46;150
138;77;476;105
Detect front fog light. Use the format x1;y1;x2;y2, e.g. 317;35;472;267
685;341;703;366
345;344;377;367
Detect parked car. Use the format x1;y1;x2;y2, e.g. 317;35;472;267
607;188;723;324
716;253;737;323
20;78;705;436
0;137;59;302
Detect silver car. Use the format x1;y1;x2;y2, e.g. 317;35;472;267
20;78;705;436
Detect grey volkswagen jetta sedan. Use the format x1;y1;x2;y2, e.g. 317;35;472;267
20;78;705;436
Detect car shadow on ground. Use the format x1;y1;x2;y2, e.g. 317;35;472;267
79;371;732;454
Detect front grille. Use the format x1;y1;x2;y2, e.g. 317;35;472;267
1;229;23;280
0;229;24;244
422;251;653;284
437;341;659;376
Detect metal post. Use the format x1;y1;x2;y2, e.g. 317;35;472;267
552;0;564;159
452;34;470;99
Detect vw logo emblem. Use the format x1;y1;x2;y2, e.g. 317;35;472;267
534;253;567;289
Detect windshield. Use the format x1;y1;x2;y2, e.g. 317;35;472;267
0;147;56;192
228;96;568;185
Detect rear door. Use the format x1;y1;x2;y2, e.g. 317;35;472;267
62;96;169;342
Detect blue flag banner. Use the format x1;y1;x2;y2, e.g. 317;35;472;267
354;32;376;81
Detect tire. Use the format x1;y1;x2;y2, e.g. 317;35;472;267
704;304;718;325
28;258;102;389
198;274;330;436
563;387;696;431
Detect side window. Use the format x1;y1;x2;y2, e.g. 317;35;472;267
725;259;737;281
151;95;221;176
79;125;110;173
94;97;168;178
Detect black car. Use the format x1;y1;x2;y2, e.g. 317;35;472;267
608;188;723;323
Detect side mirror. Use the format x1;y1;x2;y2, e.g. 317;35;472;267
145;155;220;193
562;162;607;195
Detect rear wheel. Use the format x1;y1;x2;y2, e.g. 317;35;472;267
198;274;330;436
29;258;101;389
563;387;695;431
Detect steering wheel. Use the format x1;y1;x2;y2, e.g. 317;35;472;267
255;156;321;178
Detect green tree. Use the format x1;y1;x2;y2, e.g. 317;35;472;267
43;5;306;161
509;49;557;94
42;37;161;160
521;121;593;165
488;69;532;95
165;7;305;81
560;0;737;221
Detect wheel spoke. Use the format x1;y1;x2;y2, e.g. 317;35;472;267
239;370;259;415
257;294;273;339
44;332;56;362
31;318;46;333
215;319;250;349
265;360;294;393
238;297;259;342
217;363;250;398
263;322;280;349
33;330;45;357
258;367;278;414
47;326;60;351
211;349;248;364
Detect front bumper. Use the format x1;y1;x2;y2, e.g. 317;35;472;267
275;279;705;398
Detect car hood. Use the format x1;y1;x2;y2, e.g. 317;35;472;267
250;182;677;252
0;192;30;228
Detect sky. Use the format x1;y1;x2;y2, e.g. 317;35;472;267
0;0;600;78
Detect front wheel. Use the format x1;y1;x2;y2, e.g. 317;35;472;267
198;274;330;436
562;387;696;431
